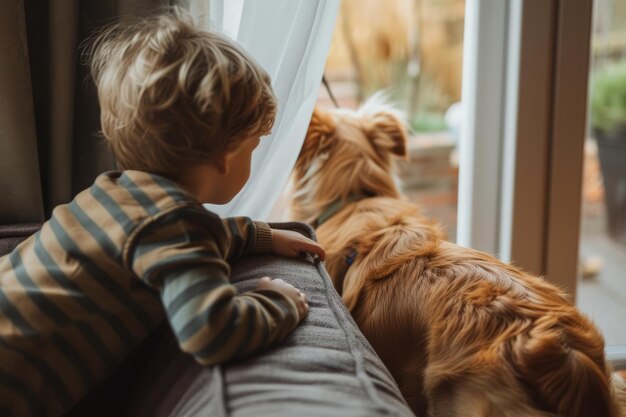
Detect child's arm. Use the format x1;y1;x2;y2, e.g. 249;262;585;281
127;209;304;365
221;217;273;261
158;267;302;365
222;217;325;261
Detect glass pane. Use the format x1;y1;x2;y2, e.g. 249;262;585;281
302;0;464;240
577;0;626;346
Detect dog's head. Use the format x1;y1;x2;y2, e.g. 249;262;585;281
290;94;409;224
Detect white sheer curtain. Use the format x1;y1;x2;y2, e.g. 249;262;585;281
190;0;339;219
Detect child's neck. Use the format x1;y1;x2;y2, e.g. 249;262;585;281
177;164;222;204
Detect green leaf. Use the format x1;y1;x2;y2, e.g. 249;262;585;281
590;62;626;134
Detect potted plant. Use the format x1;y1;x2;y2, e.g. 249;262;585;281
590;62;626;245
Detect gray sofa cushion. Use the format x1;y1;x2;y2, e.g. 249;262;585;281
127;222;414;417
0;223;41;256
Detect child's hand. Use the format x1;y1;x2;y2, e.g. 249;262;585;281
271;229;326;261
256;277;309;320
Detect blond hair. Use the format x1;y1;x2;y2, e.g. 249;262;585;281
86;9;277;179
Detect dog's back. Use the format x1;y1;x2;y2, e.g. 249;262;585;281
317;197;623;417
422;243;619;416
292;102;624;416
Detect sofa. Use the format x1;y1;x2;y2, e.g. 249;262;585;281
3;223;626;417
1;222;415;417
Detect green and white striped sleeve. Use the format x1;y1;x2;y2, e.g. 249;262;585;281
221;217;274;261
128;208;300;365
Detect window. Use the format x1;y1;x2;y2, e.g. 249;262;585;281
577;0;626;345
315;0;464;239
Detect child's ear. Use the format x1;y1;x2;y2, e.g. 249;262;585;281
364;111;408;159
215;151;231;175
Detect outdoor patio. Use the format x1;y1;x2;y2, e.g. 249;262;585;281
579;234;626;346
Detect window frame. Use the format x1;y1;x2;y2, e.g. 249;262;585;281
458;0;593;299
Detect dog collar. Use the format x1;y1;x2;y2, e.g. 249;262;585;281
344;249;357;266
313;193;369;228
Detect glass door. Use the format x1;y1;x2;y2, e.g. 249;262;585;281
577;0;626;346
271;0;465;232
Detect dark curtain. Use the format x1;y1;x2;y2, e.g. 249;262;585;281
0;0;179;223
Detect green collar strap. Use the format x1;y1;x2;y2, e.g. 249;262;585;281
312;193;370;228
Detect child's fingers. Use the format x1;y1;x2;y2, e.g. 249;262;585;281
298;297;309;320
256;276;272;289
298;239;326;260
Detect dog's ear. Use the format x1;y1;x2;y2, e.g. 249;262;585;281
307;107;335;145
297;107;336;168
364;111;408;159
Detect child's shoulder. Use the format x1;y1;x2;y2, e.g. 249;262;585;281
83;170;203;222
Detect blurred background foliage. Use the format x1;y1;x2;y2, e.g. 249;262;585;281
323;0;464;133
323;0;626;134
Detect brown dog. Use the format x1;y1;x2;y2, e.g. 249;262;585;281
290;97;625;417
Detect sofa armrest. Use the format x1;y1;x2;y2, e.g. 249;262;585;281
126;222;414;417
0;223;41;256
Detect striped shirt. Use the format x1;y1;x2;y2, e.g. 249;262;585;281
0;170;300;417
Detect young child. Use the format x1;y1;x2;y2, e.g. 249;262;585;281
0;10;324;417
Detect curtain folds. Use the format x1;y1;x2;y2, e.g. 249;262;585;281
0;0;174;223
0;0;338;223
200;0;340;219
0;1;43;223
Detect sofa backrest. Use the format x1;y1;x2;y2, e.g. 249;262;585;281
0;223;41;256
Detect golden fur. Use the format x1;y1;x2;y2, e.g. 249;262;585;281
290;98;625;417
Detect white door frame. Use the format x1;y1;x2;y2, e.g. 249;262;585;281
458;0;593;299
